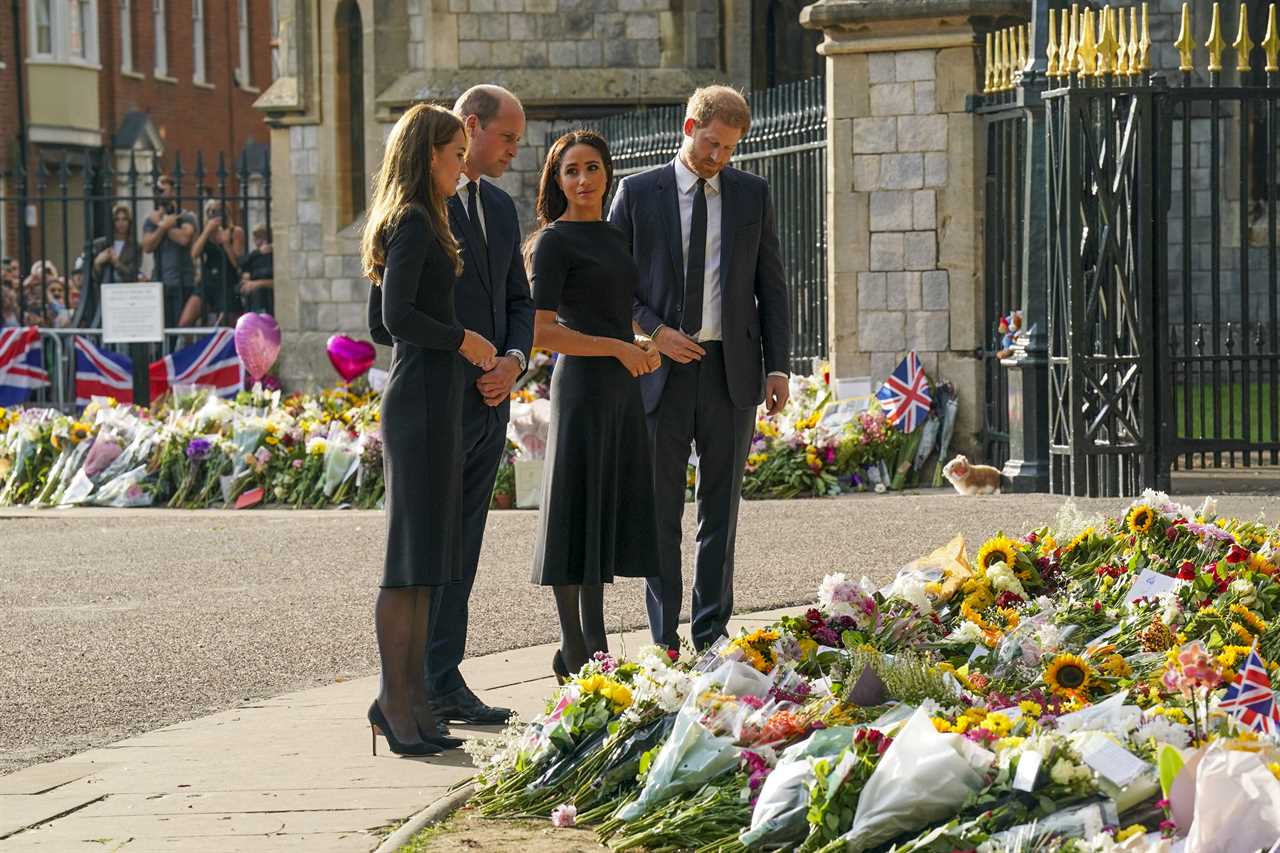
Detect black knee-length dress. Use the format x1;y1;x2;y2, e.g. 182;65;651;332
368;208;467;588
527;220;658;585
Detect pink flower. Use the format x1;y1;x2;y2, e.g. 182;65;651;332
550;804;577;827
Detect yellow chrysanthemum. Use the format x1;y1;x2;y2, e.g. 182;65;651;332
1101;654;1132;678
976;535;1020;571
1044;654;1093;696
1126;504;1156;535
982;712;1013;736
931;716;954;733
1018;700;1043;718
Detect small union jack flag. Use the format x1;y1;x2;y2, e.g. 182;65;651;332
1219;644;1280;734
875;351;932;433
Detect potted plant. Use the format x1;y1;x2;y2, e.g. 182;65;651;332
492;457;515;510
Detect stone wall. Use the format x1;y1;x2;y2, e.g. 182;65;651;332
820;15;988;460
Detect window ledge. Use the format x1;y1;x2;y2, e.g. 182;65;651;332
154;72;178;84
26;57;102;71
194;80;215;90
237;82;261;94
121;68;144;79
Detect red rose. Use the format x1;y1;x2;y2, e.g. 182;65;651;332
1177;561;1196;580
1226;544;1250;565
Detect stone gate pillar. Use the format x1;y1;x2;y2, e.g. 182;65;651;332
802;0;1026;461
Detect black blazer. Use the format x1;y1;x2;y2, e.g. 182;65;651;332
448;182;534;421
608;161;790;412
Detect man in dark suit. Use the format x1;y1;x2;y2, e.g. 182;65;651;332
426;85;534;725
608;86;791;652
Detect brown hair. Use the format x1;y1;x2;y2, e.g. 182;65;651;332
686;85;752;132
531;130;614;231
360;103;466;284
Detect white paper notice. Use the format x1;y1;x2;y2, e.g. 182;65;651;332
101;281;164;343
1012;750;1042;791
1082;739;1152;787
1125;569;1178;604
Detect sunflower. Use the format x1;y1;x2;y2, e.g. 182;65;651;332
1101;653;1132;678
1044;653;1093;695
1064;527;1095;554
976;535;1020;571
1126;504;1156;535
70;421;92;444
1231;603;1269;634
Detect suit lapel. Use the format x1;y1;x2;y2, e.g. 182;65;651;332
657;163;684;287
718;168;735;285
481;183;505;291
449;194;492;294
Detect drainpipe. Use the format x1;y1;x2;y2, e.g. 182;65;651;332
12;0;31;271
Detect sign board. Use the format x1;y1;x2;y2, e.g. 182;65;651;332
102;281;164;344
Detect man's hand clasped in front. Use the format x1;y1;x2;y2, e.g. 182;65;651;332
476;355;522;407
652;326;705;364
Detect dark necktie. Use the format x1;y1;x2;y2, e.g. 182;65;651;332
682;178;706;337
466;181;486;250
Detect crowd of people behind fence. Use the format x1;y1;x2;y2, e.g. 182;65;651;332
1;174;273;331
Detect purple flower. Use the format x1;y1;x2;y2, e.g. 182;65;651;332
185;437;212;460
813;626;840;647
591;651;618;673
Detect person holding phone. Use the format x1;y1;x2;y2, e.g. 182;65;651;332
141;175;198;327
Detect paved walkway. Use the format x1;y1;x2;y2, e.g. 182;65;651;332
0;608;795;852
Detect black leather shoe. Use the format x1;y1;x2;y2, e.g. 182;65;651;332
430;686;512;725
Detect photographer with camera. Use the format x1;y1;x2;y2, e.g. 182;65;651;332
141;174;198;326
182;199;246;326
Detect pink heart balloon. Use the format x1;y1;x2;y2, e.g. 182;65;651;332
326;334;376;383
234;312;282;381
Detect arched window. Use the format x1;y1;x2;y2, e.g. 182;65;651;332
335;0;366;224
751;0;822;89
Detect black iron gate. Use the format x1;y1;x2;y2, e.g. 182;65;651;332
1044;2;1280;496
546;76;827;374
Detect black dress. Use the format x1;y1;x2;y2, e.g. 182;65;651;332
368;209;467;588
528;220;658;585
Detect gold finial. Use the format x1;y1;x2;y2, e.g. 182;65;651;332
1128;6;1141;73
984;31;993;92
1139;2;1153;70
1206;2;1226;72
1265;3;1280;72
995;28;1006;91
1048;8;1061;76
1235;2;1255;72
1016;24;1028;79
1175;2;1196;72
1078;7;1098;76
1067;4;1080;75
1002;26;1013;89
1117;5;1130;76
1096;5;1117;77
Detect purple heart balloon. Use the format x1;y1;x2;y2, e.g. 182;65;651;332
234;312;282;381
326;334;376;383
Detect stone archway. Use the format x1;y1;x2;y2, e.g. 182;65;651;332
334;0;366;226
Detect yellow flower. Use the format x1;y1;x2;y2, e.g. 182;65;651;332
1115;825;1146;842
265;435;279;446
931;716;953;733
1233;623;1256;645
70;422;92;444
1064;527;1094;554
976;535;1020;572
1231;604;1269;634
1044;654;1093;696
1217;645;1253;670
1102;654;1132;678
798;637;817;659
983;712;1013;736
1038;535;1058;556
1126;504;1156;535
1018;700;1043;718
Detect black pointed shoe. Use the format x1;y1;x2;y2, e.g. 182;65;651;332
429;685;512;725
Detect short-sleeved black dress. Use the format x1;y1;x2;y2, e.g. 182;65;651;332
528;220;658;586
368;209;467;588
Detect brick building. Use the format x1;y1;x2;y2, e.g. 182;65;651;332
1;0;275;278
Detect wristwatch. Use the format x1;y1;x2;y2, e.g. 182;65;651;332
505;349;528;374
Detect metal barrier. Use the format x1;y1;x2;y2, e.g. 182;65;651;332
22;326;229;413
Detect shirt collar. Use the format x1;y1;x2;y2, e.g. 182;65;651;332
456;174;482;194
673;156;721;195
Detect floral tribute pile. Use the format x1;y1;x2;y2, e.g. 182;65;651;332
0;385;384;509
464;494;1280;851
0;367;930;510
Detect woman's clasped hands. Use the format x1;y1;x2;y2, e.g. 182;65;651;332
615;335;662;378
459;329;498;371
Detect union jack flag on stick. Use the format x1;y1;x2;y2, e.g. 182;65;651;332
875;351;932;433
1218;644;1280;735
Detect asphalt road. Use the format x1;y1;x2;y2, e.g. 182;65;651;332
3;487;1278;775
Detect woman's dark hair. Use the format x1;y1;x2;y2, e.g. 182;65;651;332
533;130;614;230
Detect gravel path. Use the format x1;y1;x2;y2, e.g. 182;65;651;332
3;488;1276;775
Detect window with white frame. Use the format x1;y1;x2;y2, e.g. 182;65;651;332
237;0;251;87
120;0;134;72
192;0;206;83
29;0;99;64
153;0;168;77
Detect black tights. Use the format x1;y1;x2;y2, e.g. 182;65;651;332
375;585;438;744
553;584;607;675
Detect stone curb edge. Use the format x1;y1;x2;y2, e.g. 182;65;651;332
373;781;477;853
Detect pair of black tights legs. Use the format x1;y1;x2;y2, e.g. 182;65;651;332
374;586;439;746
553;584;607;675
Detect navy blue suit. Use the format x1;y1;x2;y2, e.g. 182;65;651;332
609;161;790;649
424;181;534;698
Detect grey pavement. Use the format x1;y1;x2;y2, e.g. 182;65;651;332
2;486;1278;848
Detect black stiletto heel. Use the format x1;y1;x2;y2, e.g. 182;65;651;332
553;649;572;684
368;701;442;757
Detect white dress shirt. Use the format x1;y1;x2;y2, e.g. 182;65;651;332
673;156;722;343
455;173;488;241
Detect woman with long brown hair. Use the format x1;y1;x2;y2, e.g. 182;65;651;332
362;102;497;756
525;130;660;680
